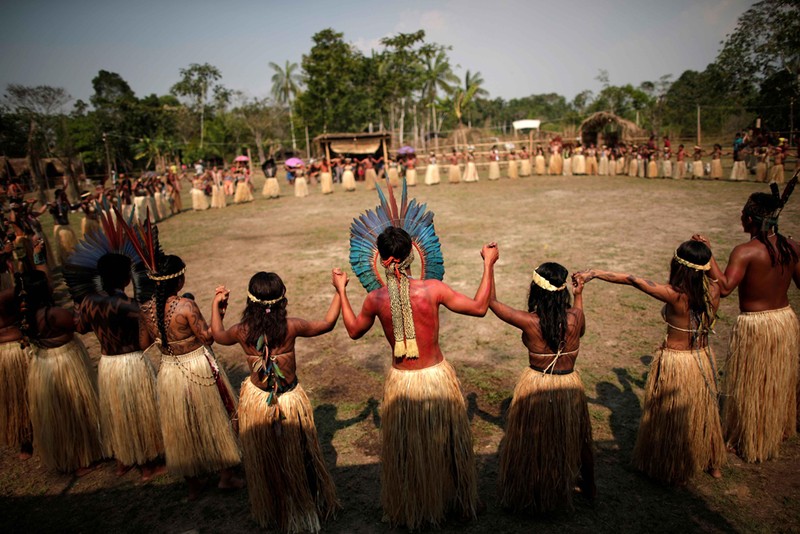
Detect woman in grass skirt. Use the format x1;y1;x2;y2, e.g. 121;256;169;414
490;262;595;513
575;240;725;485
139;255;242;499
211;271;341;532
22;270;103;474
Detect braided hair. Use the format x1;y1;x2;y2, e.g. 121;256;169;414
14;270;53;344
152;255;185;353
527;263;571;353
241;272;288;352
669;241;715;347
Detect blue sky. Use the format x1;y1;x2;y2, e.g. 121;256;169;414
0;0;752;108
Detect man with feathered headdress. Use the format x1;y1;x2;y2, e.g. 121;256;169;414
694;176;800;463
337;207;498;529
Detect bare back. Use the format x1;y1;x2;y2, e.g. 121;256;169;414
728;236;800;312
77;292;140;355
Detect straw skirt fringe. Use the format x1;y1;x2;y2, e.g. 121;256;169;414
508;160;519;179
28;339;103;472
769;164;785;184
263;177;281;198
535;155;546;175
549;154;562;175
711;159;723;179
498;368;593;513
723;307;799;462
462;162;479;183
158;346;240;477
81;218;100;239
381;360;477;529
98;352;163;465
633;346;725;484
488;161;500;180
448;165;461;183
239;379;339;533
294;177;309;198
424;164;440;185
234;182;254;203
521;158;532;176
0;341;31;450
406;168;417;186
53;224;78;265
319;173;333;194
365;168;378;190
210;185;227;208
342;170;356;191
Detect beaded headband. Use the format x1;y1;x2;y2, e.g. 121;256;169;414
247;291;285;306
531;269;567;291
673;253;710;271
147;267;186;281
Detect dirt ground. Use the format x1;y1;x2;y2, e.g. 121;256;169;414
2;170;799;533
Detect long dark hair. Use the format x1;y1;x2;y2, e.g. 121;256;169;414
743;192;798;268
153;255;185;353
14;270;53;343
527;262;571;352
669;240;715;344
240;272;288;352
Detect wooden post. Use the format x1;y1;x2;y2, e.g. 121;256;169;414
528;130;533;152
382;138;388;161
247;148;254;177
305;126;311;160
697;104;701;146
325;141;331;163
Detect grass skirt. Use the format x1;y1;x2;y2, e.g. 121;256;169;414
365;168;377;190
573;154;586;175
81;217;100;239
692;160;704;178
28;339;102;472
342;170;356;191
586;155;598;175
498;368;593;513
488;161;500;180
210;185;227;208
381;360;477;529
98;352;163;465
508;160;519;179
535;155;546;175
388;167;400;187
406;168;417;186
648;160;658;178
424;164;440;185
615;157;626;175
158;346;240;477
234;182;254;203
239;379;339;533
191;188;209;210
769;164;785;184
723;307;799;462
319;172;333;194
462;162;479;182
520;158;531;176
294;177;309;198
53;224;78;265
633;346;725;484
448;164;461;183
711;159;723;179
0;341;31;450
263;177;281;198
548;154;562;175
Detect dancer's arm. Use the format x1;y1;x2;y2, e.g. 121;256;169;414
573;268;678;304
210;286;239;346
294;272;343;337
334;269;377;339
439;242;498;316
572;271;586;336
177;298;214;345
692;234;746;296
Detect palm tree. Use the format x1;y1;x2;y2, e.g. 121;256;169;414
269;61;302;151
421;50;458;151
452;70;488;145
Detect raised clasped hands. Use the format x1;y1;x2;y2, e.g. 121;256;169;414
213;285;230;309
331;268;348;291
481;242;499;265
572;270;592;286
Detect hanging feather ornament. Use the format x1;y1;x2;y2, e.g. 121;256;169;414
62;203;160;304
349;176;445;291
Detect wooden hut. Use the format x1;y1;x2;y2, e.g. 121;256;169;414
579;112;646;147
314;131;391;161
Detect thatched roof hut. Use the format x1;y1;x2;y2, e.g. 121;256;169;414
578;111;646;147
314;131;391;160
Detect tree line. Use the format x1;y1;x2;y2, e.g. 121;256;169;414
1;0;796;190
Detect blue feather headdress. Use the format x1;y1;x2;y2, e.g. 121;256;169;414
349;176;445;292
63;203;158;303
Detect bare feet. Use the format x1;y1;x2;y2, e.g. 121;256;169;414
75;463;100;477
18;443;32;460
708;467;723;479
18;452;32;461
140;462;167;482
115;460;134;477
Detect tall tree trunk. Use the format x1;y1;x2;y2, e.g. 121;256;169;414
289;104;297;151
255;130;266;164
398;97;406;145
413;103;419;149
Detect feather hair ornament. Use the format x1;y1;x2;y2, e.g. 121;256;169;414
349;176;445;358
63;203;158;303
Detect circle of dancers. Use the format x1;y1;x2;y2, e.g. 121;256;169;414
0;172;798;532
